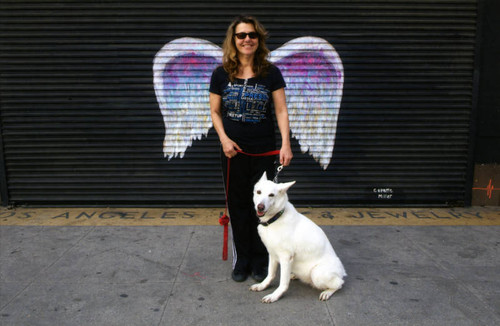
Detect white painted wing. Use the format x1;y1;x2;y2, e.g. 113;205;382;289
270;37;344;170
153;37;222;159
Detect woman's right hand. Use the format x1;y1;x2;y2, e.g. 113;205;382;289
210;93;241;159
221;138;242;158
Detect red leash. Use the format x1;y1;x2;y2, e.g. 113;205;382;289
219;149;280;260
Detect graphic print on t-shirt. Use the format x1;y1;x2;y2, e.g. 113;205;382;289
222;79;270;123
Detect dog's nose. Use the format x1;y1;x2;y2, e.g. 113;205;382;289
257;203;265;212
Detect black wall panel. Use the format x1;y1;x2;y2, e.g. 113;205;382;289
0;0;479;207
475;0;500;164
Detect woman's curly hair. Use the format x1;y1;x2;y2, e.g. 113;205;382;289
222;15;271;82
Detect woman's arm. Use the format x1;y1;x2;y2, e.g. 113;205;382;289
272;88;293;166
210;92;241;158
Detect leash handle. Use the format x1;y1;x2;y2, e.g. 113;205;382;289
219;156;232;261
219;212;229;260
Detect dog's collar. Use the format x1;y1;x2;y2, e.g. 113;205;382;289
259;209;285;227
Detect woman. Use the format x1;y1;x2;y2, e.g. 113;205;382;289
209;15;293;282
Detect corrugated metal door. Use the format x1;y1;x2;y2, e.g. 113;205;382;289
0;0;478;207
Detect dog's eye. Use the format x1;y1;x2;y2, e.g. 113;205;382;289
256;190;261;195
269;193;275;197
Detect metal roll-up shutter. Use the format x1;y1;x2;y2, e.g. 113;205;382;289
0;1;478;207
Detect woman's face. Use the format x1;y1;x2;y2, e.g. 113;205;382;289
234;23;259;57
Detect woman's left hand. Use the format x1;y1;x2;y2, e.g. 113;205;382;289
280;144;293;167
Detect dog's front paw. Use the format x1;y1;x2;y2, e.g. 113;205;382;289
261;292;281;303
319;289;335;301
250;283;267;292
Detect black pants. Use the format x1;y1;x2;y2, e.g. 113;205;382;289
221;146;277;272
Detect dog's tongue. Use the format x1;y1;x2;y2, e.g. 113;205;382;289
257;210;265;217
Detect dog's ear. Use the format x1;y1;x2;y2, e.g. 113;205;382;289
278;180;296;193
258;171;268;184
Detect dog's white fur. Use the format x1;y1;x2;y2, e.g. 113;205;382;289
250;172;346;303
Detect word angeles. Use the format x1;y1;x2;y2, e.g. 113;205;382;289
0;210;195;220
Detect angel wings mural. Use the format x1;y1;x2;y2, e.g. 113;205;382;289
153;36;343;170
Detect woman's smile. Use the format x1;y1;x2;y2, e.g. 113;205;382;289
235;23;258;56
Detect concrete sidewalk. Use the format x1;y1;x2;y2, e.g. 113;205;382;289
1;209;500;325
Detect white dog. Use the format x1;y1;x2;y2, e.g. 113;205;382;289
250;172;346;303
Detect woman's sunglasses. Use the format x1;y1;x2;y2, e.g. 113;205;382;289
235;32;259;39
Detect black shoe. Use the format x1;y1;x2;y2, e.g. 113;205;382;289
252;266;268;282
231;269;248;282
232;260;249;282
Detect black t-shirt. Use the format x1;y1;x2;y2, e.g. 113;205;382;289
209;64;286;150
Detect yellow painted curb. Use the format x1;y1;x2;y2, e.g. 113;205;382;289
1;207;499;226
